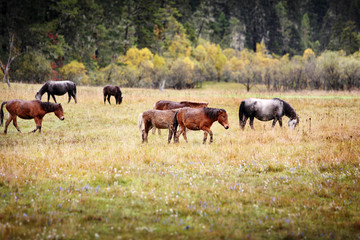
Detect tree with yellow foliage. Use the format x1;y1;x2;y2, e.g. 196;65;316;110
60;60;89;85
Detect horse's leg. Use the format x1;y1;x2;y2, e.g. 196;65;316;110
104;94;107;104
181;126;188;143
67;92;71;103
278;117;283;127
107;96;111;105
168;129;173;144
143;121;152;143
31;117;42;133
249;117;255;130
73;91;77;103
272;118;277;128
12;117;21;133
4;114;14;134
51;94;57;103
47;93;51;102
175;126;186;143
203;131;208;144
240;116;248;130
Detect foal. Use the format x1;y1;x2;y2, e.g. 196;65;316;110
1;100;64;134
138;109;179;143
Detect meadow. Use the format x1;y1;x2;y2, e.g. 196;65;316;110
0;82;359;239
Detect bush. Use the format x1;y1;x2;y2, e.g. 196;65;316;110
12;51;52;83
60;60;89;85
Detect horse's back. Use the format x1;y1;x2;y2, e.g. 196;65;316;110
5;100;42;118
103;85;120;95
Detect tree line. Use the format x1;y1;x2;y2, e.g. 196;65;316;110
1;0;360;90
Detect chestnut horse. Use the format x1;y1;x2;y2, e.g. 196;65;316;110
35;80;77;103
0;100;64;134
138;109;180;143
153;100;209;134
103;85;123;105
174;107;229;144
154;100;209;110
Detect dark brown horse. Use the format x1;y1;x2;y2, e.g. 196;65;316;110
103;85;123;105
152;100;209;134
154;100;208;110
138;109;180;143
1;100;64;134
174;107;229;144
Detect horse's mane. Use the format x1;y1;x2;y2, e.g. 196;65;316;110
273;98;297;119
40;101;59;112
204;107;225;120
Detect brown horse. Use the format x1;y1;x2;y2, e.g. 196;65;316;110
174;107;229;144
0;100;64;134
154;100;208;110
152;100;209;134
103;85;123;105
138;109;180;143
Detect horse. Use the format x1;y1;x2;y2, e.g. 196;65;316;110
238;98;299;130
154;100;209;110
0;99;64;134
152;100;209;134
35;80;77;103
174;107;229;144
138;109;180;143
103;85;123;105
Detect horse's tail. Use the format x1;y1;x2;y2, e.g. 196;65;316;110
239;101;245;124
138;113;144;133
0;101;7;126
73;83;77;95
173;111;179;141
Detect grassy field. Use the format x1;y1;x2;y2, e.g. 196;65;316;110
0;82;359;239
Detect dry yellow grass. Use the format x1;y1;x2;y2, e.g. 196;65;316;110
0;82;359;239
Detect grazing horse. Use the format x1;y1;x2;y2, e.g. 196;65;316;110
35;80;77;103
152;100;209;134
154;100;209;110
174;107;229;144
239;98;299;130
103;85;123;105
138;109;180;143
0;99;64;134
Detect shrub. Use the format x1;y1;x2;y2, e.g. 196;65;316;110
12;51;52;83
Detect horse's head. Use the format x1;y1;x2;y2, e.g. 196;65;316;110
35;92;42;100
288;115;299;129
217;109;229;129
54;103;65;121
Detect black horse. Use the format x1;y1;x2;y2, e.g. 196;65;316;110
35;80;77;103
103;85;123;104
239;98;299;130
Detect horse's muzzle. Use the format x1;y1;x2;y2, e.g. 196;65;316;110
224;125;229;129
60;117;65;120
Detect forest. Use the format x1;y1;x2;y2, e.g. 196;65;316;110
1;0;360;90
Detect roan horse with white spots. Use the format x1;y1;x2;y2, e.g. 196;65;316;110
174;107;229;144
0;99;64;134
238;98;299;130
